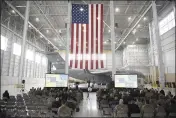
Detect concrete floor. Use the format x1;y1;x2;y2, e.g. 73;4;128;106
73;92;102;117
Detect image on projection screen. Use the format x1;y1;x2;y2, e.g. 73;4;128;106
115;75;137;88
45;74;68;87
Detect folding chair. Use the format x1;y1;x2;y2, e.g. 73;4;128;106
155;112;166;118
102;107;112;116
116;113;128;118
168;113;176;118
131;113;141;118
6;110;16;118
143;113;154;118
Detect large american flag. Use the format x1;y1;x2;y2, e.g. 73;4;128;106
70;4;104;70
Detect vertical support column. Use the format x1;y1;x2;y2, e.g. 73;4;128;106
152;1;165;88
65;0;71;75
18;1;30;84
173;1;176;96
110;1;116;81
173;1;175;15
149;23;155;84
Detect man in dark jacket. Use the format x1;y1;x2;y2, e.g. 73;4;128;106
128;99;140;117
0;106;6;118
168;99;176;113
52;97;61;108
3;90;10;101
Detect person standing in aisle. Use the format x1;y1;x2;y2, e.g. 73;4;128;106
87;86;92;99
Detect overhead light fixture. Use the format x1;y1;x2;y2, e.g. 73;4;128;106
128;16;131;21
46;30;49;33
108;30;111;33
132;29;137;34
35;17;39;22
80;7;84;11
115;8;120;12
11;10;15;14
143;17;147;21
137;24;141;28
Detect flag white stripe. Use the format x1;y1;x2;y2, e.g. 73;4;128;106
98;4;101;69
93;4;96;70
73;24;77;68
88;5;91;70
83;25;86;69
77;24;81;69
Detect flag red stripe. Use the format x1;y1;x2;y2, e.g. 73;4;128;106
100;4;104;68
80;25;83;69
75;24;79;68
96;4;98;69
86;24;89;69
70;24;74;68
91;4;94;69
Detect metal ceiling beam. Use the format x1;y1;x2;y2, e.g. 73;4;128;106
16;4;161;7
34;1;66;48
125;2;131;14
115;3;152;51
116;1;148;47
16;13;139;16
5;1;60;51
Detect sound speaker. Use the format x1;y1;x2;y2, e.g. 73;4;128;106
22;80;25;84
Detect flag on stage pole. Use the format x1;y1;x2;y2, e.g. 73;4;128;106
70;4;104;69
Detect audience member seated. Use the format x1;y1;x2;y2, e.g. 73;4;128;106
155;103;166;114
0;106;6;118
136;98;144;110
150;98;157;109
58;101;72;117
167;99;176;114
166;91;173;99
47;93;57;110
52;97;61;108
3;90;10;101
145;89;153;99
159;90;165;97
141;99;154;117
128;99;140;117
157;95;166;107
113;99;128;117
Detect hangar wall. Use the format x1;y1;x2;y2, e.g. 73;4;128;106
1;22;48;97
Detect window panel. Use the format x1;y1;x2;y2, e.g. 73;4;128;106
168;20;173;30
159;20;164;27
13;43;21;56
1;35;8;51
26;49;34;61
42;57;47;66
35;54;41;63
159;10;175;35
